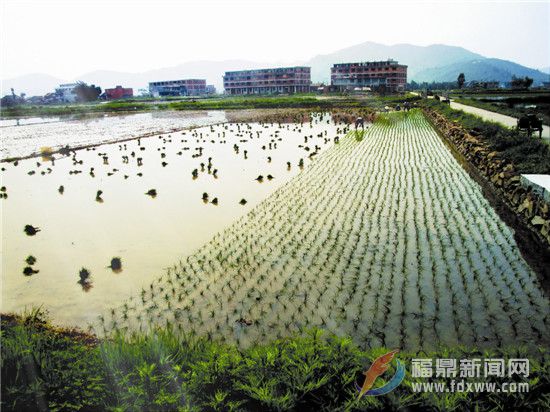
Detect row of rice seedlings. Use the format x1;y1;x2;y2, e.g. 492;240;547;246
99;110;549;351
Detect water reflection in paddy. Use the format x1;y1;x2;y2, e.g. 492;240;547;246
1;113;347;327
1;110;227;160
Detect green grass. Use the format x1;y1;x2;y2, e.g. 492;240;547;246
423;99;550;174
2;310;549;411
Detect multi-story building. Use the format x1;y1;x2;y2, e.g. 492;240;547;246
148;79;207;97
331;60;407;93
223;67;311;95
104;85;133;100
55;83;79;102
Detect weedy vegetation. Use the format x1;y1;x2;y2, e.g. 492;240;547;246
2;310;549;412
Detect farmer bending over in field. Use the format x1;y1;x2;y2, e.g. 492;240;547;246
355;117;364;130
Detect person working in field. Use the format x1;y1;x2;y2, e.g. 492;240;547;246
355;117;364;130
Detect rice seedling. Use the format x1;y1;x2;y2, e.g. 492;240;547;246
78;268;92;290
24;225;41;236
109;257;122;273
25;255;37;265
23;266;39;276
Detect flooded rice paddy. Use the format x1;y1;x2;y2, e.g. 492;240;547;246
102;110;548;350
0;110;227;159
1;112;344;325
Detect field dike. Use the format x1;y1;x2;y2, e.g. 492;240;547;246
100;110;549;351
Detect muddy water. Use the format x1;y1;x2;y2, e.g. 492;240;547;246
1;110;227;160
1;113;345;326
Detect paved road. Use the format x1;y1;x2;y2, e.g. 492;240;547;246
450;100;550;143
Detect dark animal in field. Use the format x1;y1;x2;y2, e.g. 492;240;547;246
517;114;543;138
24;225;41;236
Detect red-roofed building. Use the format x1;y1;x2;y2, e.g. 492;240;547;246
105;86;133;100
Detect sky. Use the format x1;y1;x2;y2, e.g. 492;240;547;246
1;0;549;80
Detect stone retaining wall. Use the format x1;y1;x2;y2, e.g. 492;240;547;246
423;107;550;247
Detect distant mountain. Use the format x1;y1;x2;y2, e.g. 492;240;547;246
413;58;550;84
3;42;549;96
306;42;484;83
1;73;66;97
305;42;549;85
540;66;550;75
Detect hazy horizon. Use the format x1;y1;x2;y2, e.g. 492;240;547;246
1;0;549;82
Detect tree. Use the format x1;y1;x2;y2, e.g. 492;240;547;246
74;82;101;102
511;76;534;90
457;73;465;89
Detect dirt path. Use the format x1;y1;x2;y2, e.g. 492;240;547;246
450;100;550;142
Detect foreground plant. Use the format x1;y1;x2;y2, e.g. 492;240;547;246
1;311;549;412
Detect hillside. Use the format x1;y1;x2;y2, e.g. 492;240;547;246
413;57;550;84
2;42;549;96
306;42;483;83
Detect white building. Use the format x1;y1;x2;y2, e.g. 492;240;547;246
55;83;79;103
